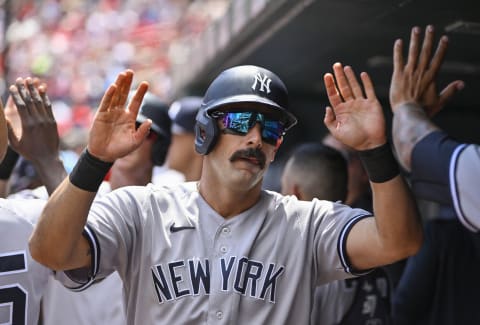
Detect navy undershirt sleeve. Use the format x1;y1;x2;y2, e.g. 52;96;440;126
410;131;461;205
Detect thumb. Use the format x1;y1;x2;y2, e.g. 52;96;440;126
323;106;336;129
6;120;19;148
135;119;153;143
438;80;464;108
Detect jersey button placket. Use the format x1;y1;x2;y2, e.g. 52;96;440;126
209;225;232;324
220;245;228;254
216;226;231;256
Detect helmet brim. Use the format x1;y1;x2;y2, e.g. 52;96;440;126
136;114;169;138
204;95;297;130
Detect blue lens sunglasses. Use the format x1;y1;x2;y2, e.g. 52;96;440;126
210;111;285;146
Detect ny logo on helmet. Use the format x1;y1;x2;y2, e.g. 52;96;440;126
252;73;272;94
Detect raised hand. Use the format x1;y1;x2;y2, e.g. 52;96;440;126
5;77;67;194
390;25;464;117
323;63;386;151
0;101;8;161
87;70;152;162
7;77;59;164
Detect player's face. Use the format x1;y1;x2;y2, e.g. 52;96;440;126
205;111;280;191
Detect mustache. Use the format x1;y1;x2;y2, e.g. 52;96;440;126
229;148;267;169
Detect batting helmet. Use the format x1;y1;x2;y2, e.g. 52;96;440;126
135;92;171;165
168;96;202;134
195;65;297;155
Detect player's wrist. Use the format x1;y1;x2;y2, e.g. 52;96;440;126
392;101;423;114
69;149;113;192
358;143;400;183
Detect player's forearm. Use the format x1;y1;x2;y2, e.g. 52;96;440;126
392;103;440;172
29;177;95;270
31;156;67;195
370;175;423;261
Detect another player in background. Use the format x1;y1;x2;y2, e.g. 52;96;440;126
388;25;476;231
152;96;203;185
107;92;171;190
0;77;64;325
388;25;480;324
30;65;421;324
281;143;393;324
322;133;372;210
42;91;171;325
0;78;67;198
281;142;348;202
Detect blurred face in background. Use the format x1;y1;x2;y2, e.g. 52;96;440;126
166;132;203;182
108;132;157;189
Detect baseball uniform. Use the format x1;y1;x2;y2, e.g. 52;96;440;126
312;268;391;324
411;130;480;232
0;198;51;325
41;180;126;325
59;182;372;324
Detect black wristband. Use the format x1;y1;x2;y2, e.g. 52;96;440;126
358;143;400;183
69;150;113;192
0;147;19;180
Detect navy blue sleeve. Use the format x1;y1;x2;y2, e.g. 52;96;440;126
410;131;461;205
392;222;438;324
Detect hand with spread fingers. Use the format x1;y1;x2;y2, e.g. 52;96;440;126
6;77;66;194
390;25;464;116
87;69;152;162
390;26;465;171
7;78;59;164
323;63;386;151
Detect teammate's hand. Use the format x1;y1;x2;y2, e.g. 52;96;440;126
323;63;386;151
87;70;152;162
0;101;8;161
389;25;464;117
7;77;60;164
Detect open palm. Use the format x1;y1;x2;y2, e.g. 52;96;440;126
88;70;152;162
323;63;386;151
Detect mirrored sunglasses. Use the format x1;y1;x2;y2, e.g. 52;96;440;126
211;111;285;146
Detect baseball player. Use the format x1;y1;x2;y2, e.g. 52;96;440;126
152;95;203;185
0;77;64;325
0;198;50;325
281;143;393;324
30;65;421;324
42;91;171;325
389;25;478;232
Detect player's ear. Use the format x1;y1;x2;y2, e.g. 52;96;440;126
274;137;283;152
293;184;304;200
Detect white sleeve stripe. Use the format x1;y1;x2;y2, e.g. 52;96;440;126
65;225;101;292
337;214;373;275
68;276;95;292
449;144;476;231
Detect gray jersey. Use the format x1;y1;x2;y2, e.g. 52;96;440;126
42;272;125;325
61;182;371;324
450;144;480;232
42;181;126;325
0;198;51;325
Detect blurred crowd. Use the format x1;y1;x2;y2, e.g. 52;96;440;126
1;0;228;136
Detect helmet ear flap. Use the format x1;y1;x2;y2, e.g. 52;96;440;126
195;109;219;155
